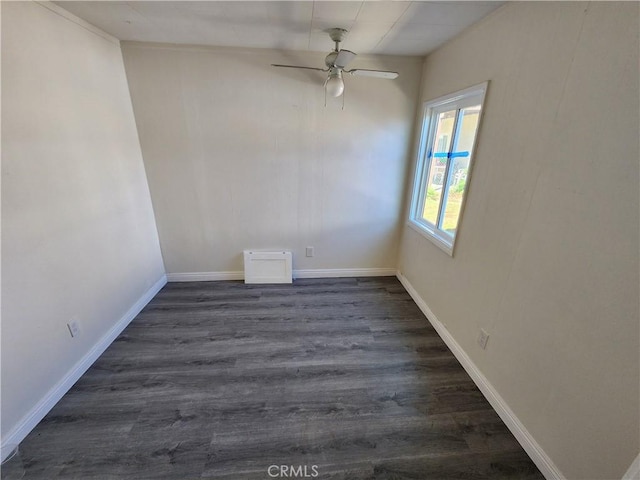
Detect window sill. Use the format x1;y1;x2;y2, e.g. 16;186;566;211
407;220;454;257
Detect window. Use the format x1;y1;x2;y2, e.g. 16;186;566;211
409;82;488;255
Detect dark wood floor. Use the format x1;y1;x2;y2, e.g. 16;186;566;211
15;277;544;479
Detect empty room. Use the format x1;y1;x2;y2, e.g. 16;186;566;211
1;1;638;479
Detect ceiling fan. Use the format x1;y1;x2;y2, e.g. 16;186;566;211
271;28;399;98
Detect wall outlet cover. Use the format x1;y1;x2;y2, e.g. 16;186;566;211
67;320;81;338
477;328;489;350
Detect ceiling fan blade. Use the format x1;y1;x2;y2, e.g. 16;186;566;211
347;69;399;79
271;64;328;72
334;50;356;68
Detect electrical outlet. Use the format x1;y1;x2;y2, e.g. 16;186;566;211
67;319;81;338
477;328;489;350
305;246;314;257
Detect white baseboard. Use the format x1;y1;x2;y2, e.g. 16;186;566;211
166;271;244;282
293;268;396;279
623;453;640;480
396;271;564;480
166;268;397;282
0;275;167;462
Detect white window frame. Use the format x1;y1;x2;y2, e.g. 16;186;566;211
408;82;488;256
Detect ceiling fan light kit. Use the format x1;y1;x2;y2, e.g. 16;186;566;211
325;70;344;97
272;27;399;102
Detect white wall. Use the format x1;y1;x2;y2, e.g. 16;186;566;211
398;2;639;479
1;1;165;445
121;42;422;275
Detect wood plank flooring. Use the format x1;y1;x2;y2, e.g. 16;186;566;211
13;277;544;479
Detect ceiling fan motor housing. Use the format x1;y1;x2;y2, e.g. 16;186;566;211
325;51;338;68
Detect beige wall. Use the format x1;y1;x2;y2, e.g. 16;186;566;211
398;2;639;479
1;2;164;440
121;42;422;274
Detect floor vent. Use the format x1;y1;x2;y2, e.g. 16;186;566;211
243;251;293;284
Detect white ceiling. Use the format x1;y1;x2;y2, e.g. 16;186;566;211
56;1;504;56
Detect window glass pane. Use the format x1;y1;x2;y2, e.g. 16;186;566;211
441;105;481;235
421;109;456;225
